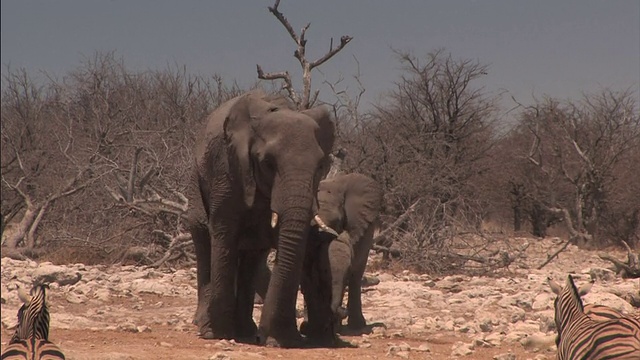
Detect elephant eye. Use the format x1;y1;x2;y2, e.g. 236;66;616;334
262;157;276;172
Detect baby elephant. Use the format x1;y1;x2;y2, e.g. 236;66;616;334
301;172;383;339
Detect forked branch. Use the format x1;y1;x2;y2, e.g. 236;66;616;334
257;0;353;109
256;65;299;105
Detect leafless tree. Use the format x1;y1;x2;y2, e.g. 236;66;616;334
345;49;501;272
1;68;108;254
511;88;640;248
1;53;243;265
256;0;353;110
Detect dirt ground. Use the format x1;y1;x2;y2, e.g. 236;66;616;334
5;236;633;360
0;293;550;360
1;326;540;360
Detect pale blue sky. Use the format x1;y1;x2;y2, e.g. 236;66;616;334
2;1;639;114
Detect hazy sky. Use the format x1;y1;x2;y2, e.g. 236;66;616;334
2;1;639;114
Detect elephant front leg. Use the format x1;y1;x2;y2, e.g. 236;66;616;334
327;233;353;332
234;249;269;342
205;241;239;340
345;230;372;330
345;272;366;330
191;223;211;328
301;238;337;345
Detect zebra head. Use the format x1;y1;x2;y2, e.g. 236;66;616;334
548;275;592;346
11;283;51;343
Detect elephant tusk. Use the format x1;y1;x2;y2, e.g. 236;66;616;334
313;215;340;237
271;212;278;228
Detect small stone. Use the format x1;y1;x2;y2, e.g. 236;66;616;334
387;343;411;358
93;288;110;302
362;275;380;287
32;264;82;286
159;342;173;347
65;292;87;304
451;341;474;356
214;339;234;350
136;325;151;333
423;279;436;287
587;267;616;282
479;320;493;332
493;353;516;360
458;325;471;333
442;320;455;331
118;322;137;333
532;293;553;311
209;353;231;360
484;332;504;346
414;344;431;352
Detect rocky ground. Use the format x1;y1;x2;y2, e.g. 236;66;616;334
1;237;639;360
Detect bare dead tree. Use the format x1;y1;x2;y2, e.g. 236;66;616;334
256;0;353;110
1;69;109;252
515;89;640;248
344;49;500;273
1;53;241;266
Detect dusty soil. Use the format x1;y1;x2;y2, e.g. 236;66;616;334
0;290;545;359
1;313;540;360
1;236;635;360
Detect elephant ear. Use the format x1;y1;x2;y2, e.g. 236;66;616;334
303;106;335;176
223;91;273;208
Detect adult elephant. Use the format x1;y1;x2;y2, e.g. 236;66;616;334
301;173;383;340
185;90;336;347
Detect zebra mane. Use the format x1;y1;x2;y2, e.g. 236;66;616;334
564;275;585;313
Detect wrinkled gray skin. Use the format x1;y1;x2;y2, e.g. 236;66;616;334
185;90;335;347
300;173;383;341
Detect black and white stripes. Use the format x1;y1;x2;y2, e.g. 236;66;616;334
549;275;640;360
1;284;65;360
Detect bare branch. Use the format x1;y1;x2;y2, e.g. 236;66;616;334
267;0;300;45
127;147;143;202
374;199;422;245
150;230;193;268
1;176;32;207
256;65;299;106
104;185;189;216
309;36;353;70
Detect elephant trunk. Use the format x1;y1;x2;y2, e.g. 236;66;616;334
259;178;315;344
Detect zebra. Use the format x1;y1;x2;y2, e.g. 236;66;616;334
1;284;65;360
548;275;640;360
551;276;640;323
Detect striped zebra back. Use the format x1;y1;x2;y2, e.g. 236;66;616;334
585;304;632;321
1;285;65;360
549;275;640;360
1;338;65;360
